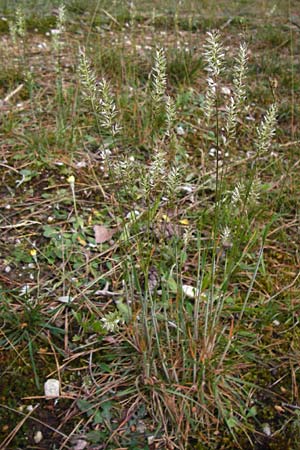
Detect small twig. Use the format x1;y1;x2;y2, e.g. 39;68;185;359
101;8;121;26
289;20;300;30
1;83;24;105
0;163;19;173
0;403;39;449
220;17;234;30
282;402;300;410
0;403;68;441
58;418;85;450
267;271;300;303
0;221;42;229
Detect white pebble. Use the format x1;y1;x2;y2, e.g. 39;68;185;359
34;431;43;444
44;379;60;398
176;125;185;136
262;423;272;436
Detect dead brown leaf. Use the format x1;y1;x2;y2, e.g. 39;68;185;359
94;225;116;244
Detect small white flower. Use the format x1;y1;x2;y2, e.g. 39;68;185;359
101;311;124;333
176;125;185;136
20;285;30;296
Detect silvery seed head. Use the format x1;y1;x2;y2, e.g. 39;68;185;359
152;48;167;111
203;30;225;78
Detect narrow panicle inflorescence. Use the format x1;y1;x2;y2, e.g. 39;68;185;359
225;43;248;141
142;148;167;195
203;31;225;122
220;225;232;249
9;7;26;44
247;178;262;206
8;22;17;45
231;182;242;205
165;165;181;201
15;7;26;38
112;155;136;185
203;30;225;78
165;95;177;137
58;3;66;31
255;103;277;154
231;178;261;208
129;1;137;26
233;43;248;110
204;77;217;123
78;48;121;135
52;3;66;50
78;47;98;105
225;96;237;142
151;48;167;112
98;78;122;136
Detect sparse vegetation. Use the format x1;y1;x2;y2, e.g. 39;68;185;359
0;1;300;449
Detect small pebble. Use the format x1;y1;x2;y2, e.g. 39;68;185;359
44;379;60;398
262;423;271;436
176;125;185;136
34;431;43;444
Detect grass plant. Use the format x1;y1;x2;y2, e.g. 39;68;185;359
0;1;299;449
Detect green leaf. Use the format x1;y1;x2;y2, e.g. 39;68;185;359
101;401;112;421
86;430;107;443
115;299;131;322
43;225;59;238
246;406;257;418
93;410;103;424
226;416;239;429
167;276;177;292
77;399;94;413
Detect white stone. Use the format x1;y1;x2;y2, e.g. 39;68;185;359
182;284;198;299
44;379;60;398
58;295;74;304
34;431;43;444
176;125;185;136
262;423;272;436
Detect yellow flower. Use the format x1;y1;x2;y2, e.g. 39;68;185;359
30;249;37;257
67;175;75;184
